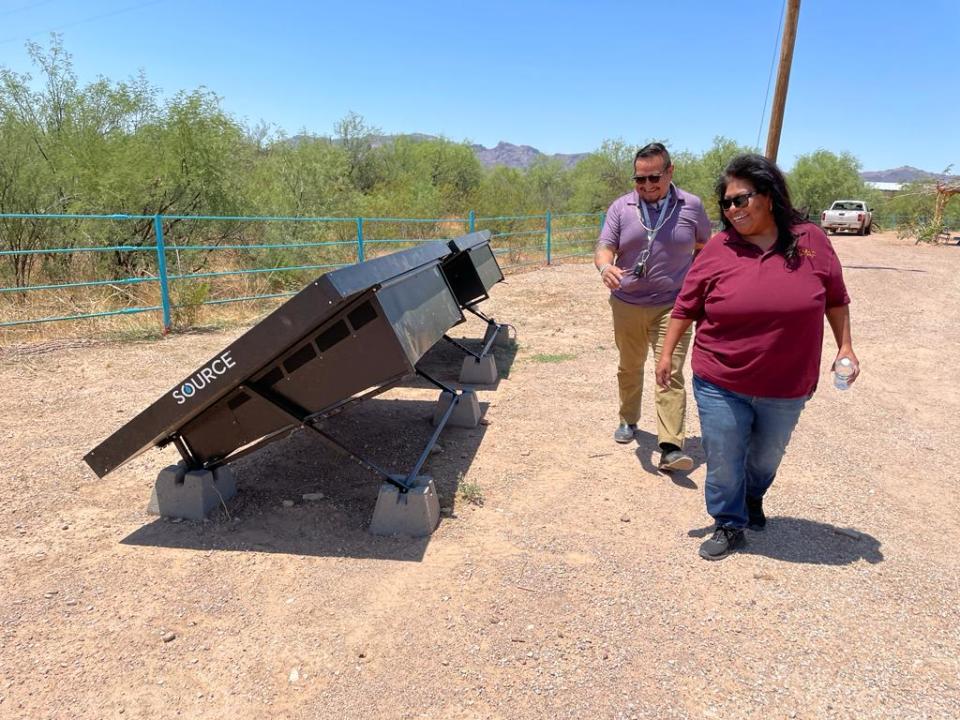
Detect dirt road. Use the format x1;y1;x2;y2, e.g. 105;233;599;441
1;231;958;719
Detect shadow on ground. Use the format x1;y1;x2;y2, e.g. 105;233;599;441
633;428;703;489
687;517;884;565
121;397;489;561
842;264;927;272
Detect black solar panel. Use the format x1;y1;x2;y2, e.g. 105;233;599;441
84;232;501;479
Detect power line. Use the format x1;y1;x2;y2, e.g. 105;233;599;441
0;0;58;19
756;0;787;151
0;0;166;46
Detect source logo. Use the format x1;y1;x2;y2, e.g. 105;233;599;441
172;352;237;405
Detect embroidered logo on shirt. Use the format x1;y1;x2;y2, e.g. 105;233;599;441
798;247;816;258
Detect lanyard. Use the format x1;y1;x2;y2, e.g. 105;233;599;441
635;184;679;244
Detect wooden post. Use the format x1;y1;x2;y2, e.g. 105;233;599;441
765;0;801;163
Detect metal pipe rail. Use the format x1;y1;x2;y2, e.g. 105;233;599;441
0;211;601;331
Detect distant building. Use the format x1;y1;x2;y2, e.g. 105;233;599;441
865;181;904;196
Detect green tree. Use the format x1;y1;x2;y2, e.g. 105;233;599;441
334;111;382;193
474;165;533;216
0;36;255;281
247;135;356;217
788;150;871;219
526;158;572;211
373;136;482;213
672;137;755;221
568;139;634;212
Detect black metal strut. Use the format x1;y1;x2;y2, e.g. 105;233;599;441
233;373;464;493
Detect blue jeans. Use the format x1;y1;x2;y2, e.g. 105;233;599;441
693;376;808;529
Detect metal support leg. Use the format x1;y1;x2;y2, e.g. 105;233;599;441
242;376;464;494
464;304;493;324
460;304;512;359
442;334;481;360
170;434;200;469
241;382;404;490
417;367;458;395
406;393;460;486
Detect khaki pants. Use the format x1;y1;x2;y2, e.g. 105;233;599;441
609;295;692;448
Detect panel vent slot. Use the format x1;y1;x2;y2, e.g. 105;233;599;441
283;344;316;374
260;367;284;387
347;302;377;331
316;320;350;352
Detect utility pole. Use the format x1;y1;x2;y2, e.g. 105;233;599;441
765;0;801;163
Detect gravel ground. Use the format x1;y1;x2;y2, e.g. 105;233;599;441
0;231;958;719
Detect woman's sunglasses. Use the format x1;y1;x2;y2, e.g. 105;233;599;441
720;191;759;210
633;174;664;185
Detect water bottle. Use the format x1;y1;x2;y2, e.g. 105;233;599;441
833;357;856;390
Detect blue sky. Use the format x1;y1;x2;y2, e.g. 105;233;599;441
0;0;957;172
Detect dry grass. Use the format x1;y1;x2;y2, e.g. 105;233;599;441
0;243;590;346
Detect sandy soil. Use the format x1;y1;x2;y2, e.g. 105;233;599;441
1;231;958;719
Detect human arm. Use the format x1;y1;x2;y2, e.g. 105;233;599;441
693;201;712;257
825;304;859;385
595;202;625;290
820;227;858;384
594;244;624;290
655;318;694;388
655;237;713;387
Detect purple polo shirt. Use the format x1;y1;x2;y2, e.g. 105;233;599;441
597;185;712;306
671;222;850;398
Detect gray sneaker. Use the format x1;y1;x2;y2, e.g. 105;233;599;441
699;526;745;560
614;423;637;443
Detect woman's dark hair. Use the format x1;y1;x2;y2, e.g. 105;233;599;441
716;153;806;264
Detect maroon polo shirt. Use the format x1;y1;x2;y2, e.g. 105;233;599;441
671;222;850;398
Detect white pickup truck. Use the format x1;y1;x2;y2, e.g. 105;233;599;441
821;200;873;235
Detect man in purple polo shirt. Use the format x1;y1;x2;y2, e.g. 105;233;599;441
594;142;711;471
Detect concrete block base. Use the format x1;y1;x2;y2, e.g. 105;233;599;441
460;354;498;385
483;323;513;349
147;464;236;521
432;389;481;428
369;475;440;537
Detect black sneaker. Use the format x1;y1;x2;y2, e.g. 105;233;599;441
698;526;745;560
746;496;766;531
658;447;693;472
614;423;637;443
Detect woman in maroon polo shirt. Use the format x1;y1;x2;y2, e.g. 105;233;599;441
655;154;860;561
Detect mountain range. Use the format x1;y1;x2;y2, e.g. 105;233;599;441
306;132;955;180
469;141;589;170
859;166;958;183
457;141;956;181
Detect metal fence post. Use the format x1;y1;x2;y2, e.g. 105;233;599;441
153;214;172;333
545;210;552;265
356;217;365;263
599;212;606;236
468;210;475;233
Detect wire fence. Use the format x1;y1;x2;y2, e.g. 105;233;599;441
3;207;956;335
0;210;601;333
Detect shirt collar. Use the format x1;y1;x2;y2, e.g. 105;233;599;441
723;226;783;257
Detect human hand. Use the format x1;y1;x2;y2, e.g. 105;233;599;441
600;264;624;290
655;354;672;389
833;349;861;385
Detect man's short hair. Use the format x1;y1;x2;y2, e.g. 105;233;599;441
634;142;671;170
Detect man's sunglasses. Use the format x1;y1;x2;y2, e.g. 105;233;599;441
720;191;759;210
633;173;664;185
